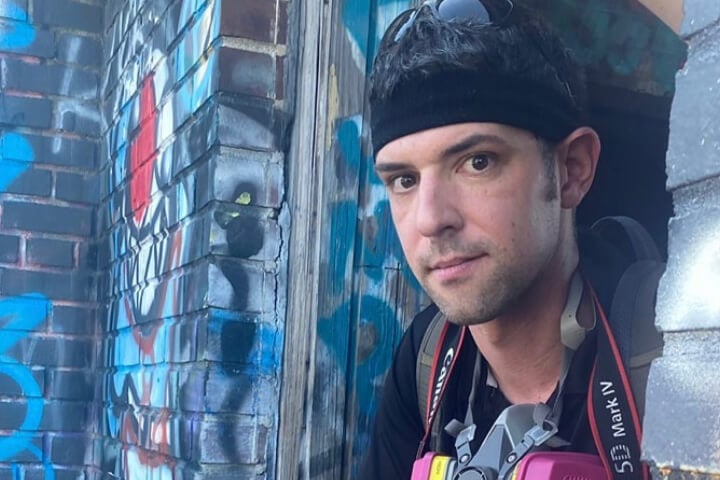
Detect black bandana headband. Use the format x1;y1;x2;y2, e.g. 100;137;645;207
370;70;584;155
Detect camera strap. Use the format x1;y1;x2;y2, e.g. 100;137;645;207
417;320;468;459
588;285;648;480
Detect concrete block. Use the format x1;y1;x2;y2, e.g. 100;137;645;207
657;188;720;331
217;99;276;152
209;204;280;262
219;47;276;99
643;330;720;474
680;0;720;37
667;26;720;189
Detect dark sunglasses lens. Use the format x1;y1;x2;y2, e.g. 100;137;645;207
437;0;512;23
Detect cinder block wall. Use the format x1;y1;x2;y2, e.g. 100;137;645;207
97;0;290;478
642;2;720;479
0;0;103;478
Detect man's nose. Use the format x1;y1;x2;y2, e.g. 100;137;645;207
413;177;463;238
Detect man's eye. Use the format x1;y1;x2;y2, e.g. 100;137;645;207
464;154;492;172
390;175;417;192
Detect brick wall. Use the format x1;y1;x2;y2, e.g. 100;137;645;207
0;0;102;478
643;2;720;478
98;0;290;478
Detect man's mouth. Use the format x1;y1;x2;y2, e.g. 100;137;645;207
426;254;486;283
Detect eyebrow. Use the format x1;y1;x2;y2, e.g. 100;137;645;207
374;133;510;173
440;133;509;158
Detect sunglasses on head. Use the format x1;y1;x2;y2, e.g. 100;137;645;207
385;0;514;44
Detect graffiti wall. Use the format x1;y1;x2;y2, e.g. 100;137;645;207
0;0;101;478
100;0;289;478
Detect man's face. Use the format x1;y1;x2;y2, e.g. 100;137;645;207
375;122;564;325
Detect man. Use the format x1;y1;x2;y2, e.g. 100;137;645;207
361;1;652;478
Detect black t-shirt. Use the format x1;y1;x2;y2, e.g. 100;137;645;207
360;233;629;479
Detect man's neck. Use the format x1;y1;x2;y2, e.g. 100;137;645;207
468;248;583;405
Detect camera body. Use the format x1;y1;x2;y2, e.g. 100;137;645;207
411;404;608;480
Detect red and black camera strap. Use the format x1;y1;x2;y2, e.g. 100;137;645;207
417;320;468;459
588;287;648;480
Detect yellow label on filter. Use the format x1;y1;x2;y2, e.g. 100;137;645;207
429;456;452;480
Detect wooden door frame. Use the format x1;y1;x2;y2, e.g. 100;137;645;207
276;0;335;478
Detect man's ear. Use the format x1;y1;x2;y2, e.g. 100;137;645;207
557;127;601;209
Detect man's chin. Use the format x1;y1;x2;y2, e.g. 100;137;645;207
434;299;499;326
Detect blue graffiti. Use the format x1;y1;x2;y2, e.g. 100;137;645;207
0;132;34;192
318;112;423;477
342;0;409;71
0;1;36;51
0;294;55;480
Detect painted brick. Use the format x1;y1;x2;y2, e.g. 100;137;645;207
2;57;99;99
0;401;42;429
209;205;281;262
0;268;92;302
58;33;103;68
217;100;277;152
51;305;96;335
27;238;75;268
78;241;98;270
0;367;44;397
50;434;90;465
4;334;94;368
193;417;259;464
26;134;98;169
57;101;102;136
40;400;90;431
2;201;93;236
0;467;14;479
35;0;103;34
197;151;284;208
0;96;52;129
0;434;42;462
220;0;275;43
24;467;86;480
0;0;28;21
46;370;95;401
219;47;276;99
1;166;52;197
0;234;20;263
276;55;285;100
56;172;100;204
179;465;265;480
207;260;269;313
277;1;288;44
0;21;56;58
